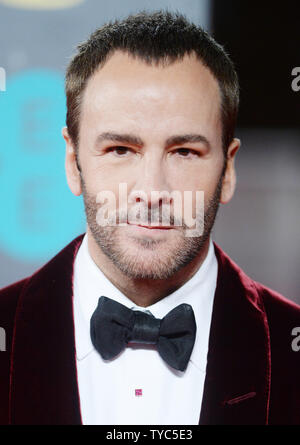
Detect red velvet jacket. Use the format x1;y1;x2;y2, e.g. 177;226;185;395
0;234;299;425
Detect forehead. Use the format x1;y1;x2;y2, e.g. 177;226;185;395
80;50;222;145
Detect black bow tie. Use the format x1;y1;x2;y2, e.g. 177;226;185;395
90;296;197;372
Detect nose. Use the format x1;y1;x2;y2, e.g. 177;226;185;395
129;152;173;210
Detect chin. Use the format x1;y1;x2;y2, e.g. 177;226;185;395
115;237;179;279
90;222;208;280
104;231;203;280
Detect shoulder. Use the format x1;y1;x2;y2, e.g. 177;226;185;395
213;241;300;354
0;278;28;330
253;280;300;362
0;277;31;364
0;233;85;333
213;241;300;319
254;280;300;325
213;244;300;358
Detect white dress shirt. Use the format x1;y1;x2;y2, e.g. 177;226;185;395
73;233;218;425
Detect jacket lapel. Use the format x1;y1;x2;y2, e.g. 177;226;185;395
9;235;84;425
199;243;271;425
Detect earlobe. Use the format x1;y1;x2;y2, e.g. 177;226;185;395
220;138;241;205
62;126;82;197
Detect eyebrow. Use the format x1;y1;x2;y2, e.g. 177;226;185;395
95;132;211;149
166;134;210;148
95;132;143;147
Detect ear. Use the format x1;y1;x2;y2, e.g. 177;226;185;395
62;126;82;196
220;138;241;204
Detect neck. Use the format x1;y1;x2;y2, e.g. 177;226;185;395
86;229;210;308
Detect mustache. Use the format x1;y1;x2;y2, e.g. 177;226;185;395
105;203;203;229
118;205;178;226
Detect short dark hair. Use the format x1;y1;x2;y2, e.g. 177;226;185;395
65;9;239;156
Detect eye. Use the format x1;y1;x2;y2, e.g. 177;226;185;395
107;146;132;156
174;148;199;157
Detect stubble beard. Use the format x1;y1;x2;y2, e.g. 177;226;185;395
81;173;224;280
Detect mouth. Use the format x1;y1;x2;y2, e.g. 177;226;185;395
126;222;174;233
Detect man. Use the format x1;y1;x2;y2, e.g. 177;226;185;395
0;10;299;425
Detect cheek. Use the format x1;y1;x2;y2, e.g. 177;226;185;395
81;166;121;201
175;168;223;211
170;169;219;196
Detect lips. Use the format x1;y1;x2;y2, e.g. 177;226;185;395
127;222;173;230
137;225;172;229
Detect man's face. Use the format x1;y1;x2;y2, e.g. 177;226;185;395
64;50;239;279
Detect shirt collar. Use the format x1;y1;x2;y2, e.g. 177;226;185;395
73;233;218;372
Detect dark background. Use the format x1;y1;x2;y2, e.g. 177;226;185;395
212;0;300;127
